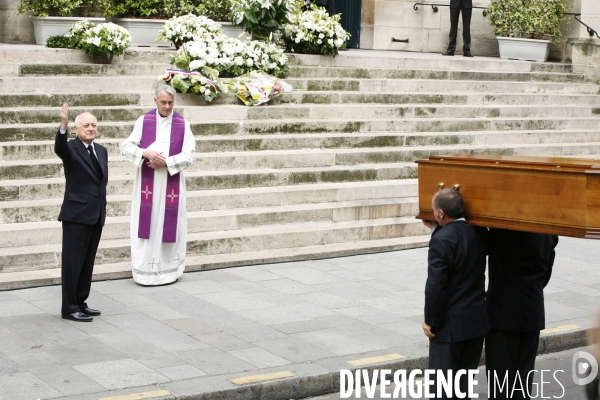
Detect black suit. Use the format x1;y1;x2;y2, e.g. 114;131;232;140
447;0;472;53
425;220;489;399
55;129;108;315
486;229;558;399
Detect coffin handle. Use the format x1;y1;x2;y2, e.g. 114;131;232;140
453;184;460;190
438;182;445;190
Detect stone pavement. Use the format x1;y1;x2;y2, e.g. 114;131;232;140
0;236;599;400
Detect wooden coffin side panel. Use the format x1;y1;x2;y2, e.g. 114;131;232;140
416;161;600;238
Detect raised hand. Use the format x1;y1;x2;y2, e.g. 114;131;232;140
60;103;69;131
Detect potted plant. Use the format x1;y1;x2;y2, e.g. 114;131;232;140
282;5;350;57
230;0;295;40
80;22;132;63
486;0;569;62
18;0;105;44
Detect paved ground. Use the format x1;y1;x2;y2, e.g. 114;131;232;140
1;236;599;399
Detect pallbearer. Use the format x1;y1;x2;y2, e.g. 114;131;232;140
121;85;195;285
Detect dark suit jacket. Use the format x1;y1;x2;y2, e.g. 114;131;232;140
450;0;472;9
55;129;108;226
425;220;490;342
487;229;558;332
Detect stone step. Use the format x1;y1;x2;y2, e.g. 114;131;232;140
286;52;574;73
0;179;419;224
0;197;420;248
4;129;600;161
287;66;584;83
4;103;600;125
0;234;431;290
0;47;572;73
3;117;599;142
290;78;600;94
6;91;600;109
17;63;170;76
0;216;429;273
4;141;600;180
0;163;418;201
3;76;599;95
0;93;144;108
10;63;583;83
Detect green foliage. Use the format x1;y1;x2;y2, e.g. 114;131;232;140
100;0;232;19
18;0;82;17
196;0;232;21
486;0;569;45
46;34;81;48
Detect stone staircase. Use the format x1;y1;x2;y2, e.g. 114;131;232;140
1;45;599;289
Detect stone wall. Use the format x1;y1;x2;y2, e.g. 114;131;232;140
0;0;35;43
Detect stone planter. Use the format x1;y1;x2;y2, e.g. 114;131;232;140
220;22;247;39
112;18;170;47
497;36;551;62
31;16;105;45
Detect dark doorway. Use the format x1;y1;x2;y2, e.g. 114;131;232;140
335;0;362;48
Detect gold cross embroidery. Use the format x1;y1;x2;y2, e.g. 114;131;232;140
141;185;152;200
167;189;179;204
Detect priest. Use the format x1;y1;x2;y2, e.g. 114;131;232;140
121;85;195;285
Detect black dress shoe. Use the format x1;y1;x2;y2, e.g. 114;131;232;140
80;307;101;316
62;312;93;322
442;50;454;56
463;51;474;57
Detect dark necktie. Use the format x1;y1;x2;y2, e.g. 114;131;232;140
87;145;103;179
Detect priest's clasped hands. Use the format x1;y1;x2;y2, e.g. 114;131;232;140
142;149;166;169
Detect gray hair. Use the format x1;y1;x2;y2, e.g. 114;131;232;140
155;84;176;98
74;112;96;127
433;188;465;219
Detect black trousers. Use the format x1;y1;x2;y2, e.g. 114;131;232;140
428;334;485;399
447;4;472;52
61;220;103;314
486;329;540;399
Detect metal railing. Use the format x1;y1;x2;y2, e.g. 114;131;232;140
573;14;600;39
413;3;488;16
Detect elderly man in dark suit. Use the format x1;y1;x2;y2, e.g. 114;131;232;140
55;103;108;322
486;229;558;399
443;0;473;57
422;188;489;398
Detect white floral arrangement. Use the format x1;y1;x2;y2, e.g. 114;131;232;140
159;68;226;103
283;6;350;56
80;22;132;57
230;0;295;40
66;20;96;38
172;34;289;78
157;14;223;49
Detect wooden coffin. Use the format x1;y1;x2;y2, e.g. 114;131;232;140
416;155;600;238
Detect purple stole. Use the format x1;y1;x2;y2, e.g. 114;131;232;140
138;110;185;243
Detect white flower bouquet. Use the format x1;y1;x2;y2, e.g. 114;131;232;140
172;35;289;78
80;22;132;58
159;68;226;103
66;20;96;38
283;6;350;56
157;14;223;49
222;71;292;106
230;0;296;40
